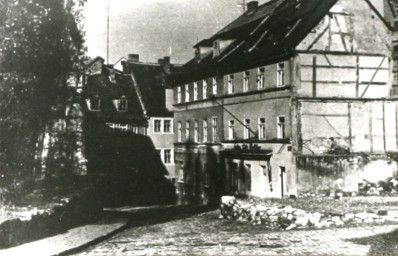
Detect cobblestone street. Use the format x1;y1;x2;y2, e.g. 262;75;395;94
73;211;398;255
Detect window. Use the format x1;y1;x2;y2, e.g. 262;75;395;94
185;84;190;102
185;121;190;141
203;119;208;142
258;117;266;140
277;63;285;87
132;126;138;134
154;119;161;133
228;74;234;94
212;117;217;143
212;77;217;95
113;97;128;112
228;120;235;140
193;82;198;101
87;98;101;111
244;119;250;140
164;149;171;164
277;116;286;139
177;122;182;142
178;161;184;182
243;71;250;92
203;80;207;99
164;120;171;133
119;124;128;131
177;86;181;103
194;120;199;143
258;67;265;89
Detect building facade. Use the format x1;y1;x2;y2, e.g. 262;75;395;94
170;0;398;204
83;54;177;180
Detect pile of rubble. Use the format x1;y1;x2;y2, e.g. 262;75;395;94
359;178;398;196
219;196;398;231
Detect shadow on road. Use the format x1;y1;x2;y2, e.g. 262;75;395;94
349;228;398;255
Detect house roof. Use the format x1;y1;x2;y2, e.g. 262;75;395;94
126;62;173;117
174;0;338;83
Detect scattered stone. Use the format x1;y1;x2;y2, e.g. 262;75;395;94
259;243;284;248
295;216;309;226
355;212;369;220
285;224;297;230
378;210;388;216
364;218;374;224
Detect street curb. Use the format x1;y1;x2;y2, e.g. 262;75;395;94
55;219;130;256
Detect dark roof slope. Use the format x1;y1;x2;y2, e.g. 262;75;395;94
177;0;337;83
127;62;173;117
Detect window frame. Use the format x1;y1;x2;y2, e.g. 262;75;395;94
193;82;198;101
163;119;172;133
185;121;190;141
277;116;286;139
203;79;207;99
212;117;217;143
212;77;217;95
154;119;162;133
243;118;251;140
228;74;234;94
185;84;190;102
257;67;265;89
194;120;199;143
87;97;101;111
228;120;235;140
203;119;208;143
243;71;250;92
163;149;172;164
258;117;266;140
177;86;182;103
277;63;285;87
177;121;182;142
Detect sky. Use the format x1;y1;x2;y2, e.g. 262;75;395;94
83;0;269;65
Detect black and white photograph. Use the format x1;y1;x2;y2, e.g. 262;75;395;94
1;0;398;255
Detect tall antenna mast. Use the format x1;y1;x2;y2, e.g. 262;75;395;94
106;0;110;64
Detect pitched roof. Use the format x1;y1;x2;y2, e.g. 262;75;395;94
127;62;173;117
177;0;338;83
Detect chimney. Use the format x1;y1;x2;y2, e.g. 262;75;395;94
247;1;258;12
128;54;139;62
163;56;171;73
163;56;170;65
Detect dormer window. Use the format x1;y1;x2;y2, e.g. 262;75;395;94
86;97;101;111
113;96;128;112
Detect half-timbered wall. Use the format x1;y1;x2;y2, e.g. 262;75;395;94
299;100;398;155
297;0;393;56
298;53;390;98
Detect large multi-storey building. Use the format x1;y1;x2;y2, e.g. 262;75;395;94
170;0;398;204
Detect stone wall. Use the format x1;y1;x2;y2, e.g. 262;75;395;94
296;154;398;195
